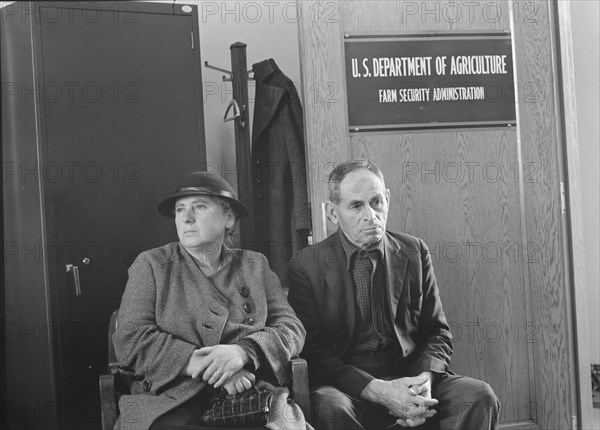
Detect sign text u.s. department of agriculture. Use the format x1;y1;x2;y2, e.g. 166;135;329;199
344;32;516;132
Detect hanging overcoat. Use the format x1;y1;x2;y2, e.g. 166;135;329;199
251;59;310;286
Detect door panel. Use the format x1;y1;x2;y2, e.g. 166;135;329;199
353;131;535;425
35;3;205;427
299;1;574;428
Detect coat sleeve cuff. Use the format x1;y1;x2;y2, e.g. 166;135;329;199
408;357;449;377
237;339;262;371
334;365;376;399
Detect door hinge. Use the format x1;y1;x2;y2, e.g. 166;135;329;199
307;202;313;245
560;181;566;214
190;32;194;50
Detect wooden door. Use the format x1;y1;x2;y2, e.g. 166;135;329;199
32;2;205;428
299;1;577;428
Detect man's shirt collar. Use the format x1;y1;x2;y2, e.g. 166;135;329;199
338;229;385;270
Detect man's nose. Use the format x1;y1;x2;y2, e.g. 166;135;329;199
362;205;376;222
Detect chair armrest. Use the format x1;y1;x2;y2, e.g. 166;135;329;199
99;372;118;430
289;357;311;421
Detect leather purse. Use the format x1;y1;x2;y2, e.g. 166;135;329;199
201;386;273;427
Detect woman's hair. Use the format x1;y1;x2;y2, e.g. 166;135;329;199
213;196;238;247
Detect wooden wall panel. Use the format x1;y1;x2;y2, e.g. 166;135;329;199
342;0;510;32
297;2;349;239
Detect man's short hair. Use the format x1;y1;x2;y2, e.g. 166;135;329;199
328;160;385;204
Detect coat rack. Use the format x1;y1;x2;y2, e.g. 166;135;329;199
205;42;255;248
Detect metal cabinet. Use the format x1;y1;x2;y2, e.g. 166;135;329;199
2;2;206;428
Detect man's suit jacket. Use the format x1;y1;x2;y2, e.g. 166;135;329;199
287;230;453;398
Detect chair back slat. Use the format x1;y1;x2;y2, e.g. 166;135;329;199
108;309;119;369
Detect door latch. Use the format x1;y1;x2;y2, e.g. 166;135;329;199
65;264;82;296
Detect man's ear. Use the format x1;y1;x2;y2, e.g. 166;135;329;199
386;188;391;203
324;201;339;225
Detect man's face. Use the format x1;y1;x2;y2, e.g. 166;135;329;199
328;169;390;248
174;195;234;252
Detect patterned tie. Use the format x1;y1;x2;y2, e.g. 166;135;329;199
356;249;389;350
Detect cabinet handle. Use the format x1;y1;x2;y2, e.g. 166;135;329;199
65;264;82;296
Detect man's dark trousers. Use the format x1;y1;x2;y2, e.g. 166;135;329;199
311;373;499;430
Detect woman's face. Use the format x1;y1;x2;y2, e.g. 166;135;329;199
174;195;234;252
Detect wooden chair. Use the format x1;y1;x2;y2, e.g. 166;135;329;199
99;310;311;430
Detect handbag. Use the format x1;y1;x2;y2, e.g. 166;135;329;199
201;386;273;427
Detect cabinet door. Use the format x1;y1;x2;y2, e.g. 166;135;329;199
35;3;205;428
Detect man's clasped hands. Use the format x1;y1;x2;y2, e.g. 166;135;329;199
362;372;439;427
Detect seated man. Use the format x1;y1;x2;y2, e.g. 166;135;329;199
287;160;499;429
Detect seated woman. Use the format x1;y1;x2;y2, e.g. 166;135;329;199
113;171;306;430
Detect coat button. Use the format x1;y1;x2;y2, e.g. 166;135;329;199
242;318;255;326
142;380;152;392
243;302;252;313
239;286;250;298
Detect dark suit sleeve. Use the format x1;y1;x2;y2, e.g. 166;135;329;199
287;257;375;398
406;239;453;376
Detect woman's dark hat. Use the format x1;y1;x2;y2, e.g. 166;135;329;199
158;171;248;219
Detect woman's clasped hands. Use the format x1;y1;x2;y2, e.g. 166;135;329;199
183;344;255;395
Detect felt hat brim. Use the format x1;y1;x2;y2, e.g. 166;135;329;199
158;183;248;219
